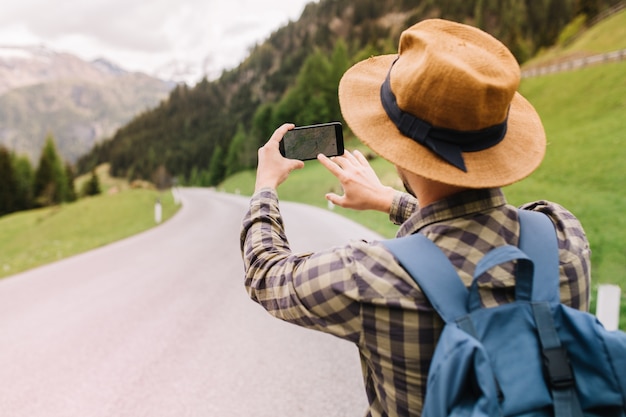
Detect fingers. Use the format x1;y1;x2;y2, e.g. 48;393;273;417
319;151;350;173
333;151;357;168
318;153;344;178
318;150;367;178
341;150;371;171
353;149;370;166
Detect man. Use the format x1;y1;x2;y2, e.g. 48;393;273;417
240;19;590;417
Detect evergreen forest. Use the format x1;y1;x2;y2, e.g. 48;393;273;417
0;137;78;216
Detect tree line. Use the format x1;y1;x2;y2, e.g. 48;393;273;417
0;135;101;217
70;0;619;188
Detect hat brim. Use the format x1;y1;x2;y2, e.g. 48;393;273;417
338;55;546;188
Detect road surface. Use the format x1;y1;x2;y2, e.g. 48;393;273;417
0;188;383;417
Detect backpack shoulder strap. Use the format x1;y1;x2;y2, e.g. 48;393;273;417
382;234;469;323
382;210;559;318
518;210;583;417
517;209;560;303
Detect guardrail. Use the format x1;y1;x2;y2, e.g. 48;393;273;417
521;48;626;78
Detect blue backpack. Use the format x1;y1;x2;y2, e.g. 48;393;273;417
383;210;626;416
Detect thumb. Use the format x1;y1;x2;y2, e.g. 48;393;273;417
325;192;345;207
290;159;305;171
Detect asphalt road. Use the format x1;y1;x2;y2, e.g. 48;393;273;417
0;188;383;417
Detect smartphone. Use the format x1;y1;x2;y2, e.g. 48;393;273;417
280;122;344;161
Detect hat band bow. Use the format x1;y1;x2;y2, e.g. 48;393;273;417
380;59;508;172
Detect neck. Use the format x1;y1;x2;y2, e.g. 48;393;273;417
399;168;470;207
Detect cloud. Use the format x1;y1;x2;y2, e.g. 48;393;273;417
0;0;315;83
1;0;202;52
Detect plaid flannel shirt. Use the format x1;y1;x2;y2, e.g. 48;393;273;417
240;187;590;417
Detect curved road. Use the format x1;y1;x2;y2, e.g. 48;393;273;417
0;188;382;417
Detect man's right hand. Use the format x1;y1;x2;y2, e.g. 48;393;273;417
318;150;396;213
254;124;305;192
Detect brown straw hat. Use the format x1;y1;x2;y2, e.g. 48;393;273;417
339;19;546;188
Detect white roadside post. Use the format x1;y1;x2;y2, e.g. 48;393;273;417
596;284;622;331
171;178;181;205
172;187;181;205
154;198;162;224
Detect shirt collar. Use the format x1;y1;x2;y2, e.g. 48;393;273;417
397;188;507;237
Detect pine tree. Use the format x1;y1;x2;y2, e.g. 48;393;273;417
33;134;69;206
11;153;34;211
207;145;226;186
82;169;101;196
273;49;333;126
64;163;77;202
225;123;255;176
329;40;350;124
0;146;18;216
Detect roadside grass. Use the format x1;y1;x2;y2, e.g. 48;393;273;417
0;185;179;279
222;60;626;328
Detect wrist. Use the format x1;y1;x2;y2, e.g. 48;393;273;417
254;172;280;193
255;181;277;193
375;186;397;213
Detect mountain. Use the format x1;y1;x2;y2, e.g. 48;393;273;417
76;0;623;184
0;46;175;163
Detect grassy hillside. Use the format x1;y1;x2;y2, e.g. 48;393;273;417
524;8;626;67
513;11;626;295
0;169;180;279
513;60;625;281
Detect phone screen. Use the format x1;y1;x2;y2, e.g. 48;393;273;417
281;122;343;161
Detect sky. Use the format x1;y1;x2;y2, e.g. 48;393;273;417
0;0;317;84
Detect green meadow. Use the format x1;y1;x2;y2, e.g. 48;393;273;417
0;170;179;279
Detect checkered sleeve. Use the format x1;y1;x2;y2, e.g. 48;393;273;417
389;191;418;225
240;189;427;345
240;188;364;342
520;200;592;311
